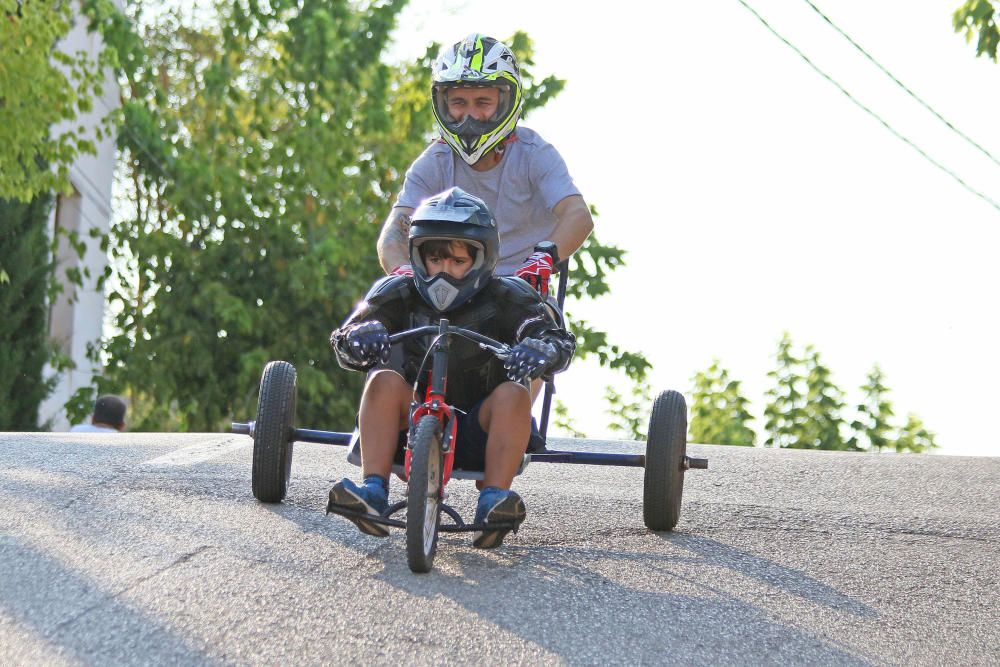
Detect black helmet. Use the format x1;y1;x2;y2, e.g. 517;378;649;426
409;187;499;312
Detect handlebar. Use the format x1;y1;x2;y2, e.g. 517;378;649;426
388;323;510;358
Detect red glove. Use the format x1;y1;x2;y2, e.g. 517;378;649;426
514;251;555;298
390;264;414;277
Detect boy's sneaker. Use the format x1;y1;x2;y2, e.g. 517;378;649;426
472;487;526;549
326;477;389;537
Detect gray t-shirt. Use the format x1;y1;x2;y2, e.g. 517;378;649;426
69;423;119;433
396;126;581;274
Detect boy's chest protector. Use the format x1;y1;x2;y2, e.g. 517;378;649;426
403;297;507;407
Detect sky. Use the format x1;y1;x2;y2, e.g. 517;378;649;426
384;0;1000;457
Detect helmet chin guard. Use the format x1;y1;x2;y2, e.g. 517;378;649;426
424;275;464;311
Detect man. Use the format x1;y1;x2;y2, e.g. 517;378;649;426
377;33;594;299
69;394;127;433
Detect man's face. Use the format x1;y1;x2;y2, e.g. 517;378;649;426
425;242;474;280
445;86;500;123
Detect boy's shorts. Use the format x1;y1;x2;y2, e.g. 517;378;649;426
392;398;546;472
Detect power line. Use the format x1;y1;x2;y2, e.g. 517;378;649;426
802;0;1000;170
734;0;1000;214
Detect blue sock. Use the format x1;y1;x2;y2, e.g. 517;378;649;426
363;474;388;494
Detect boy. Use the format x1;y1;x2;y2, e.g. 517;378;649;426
328;187;575;548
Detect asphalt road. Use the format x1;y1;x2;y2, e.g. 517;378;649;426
1;432;997;665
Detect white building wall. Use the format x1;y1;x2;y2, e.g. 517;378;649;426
38;2;122;430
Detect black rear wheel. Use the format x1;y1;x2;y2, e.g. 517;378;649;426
643;390;687;531
252;361;297;503
406;415;443;573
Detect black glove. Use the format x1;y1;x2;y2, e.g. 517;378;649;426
337;321;391;366
505;337;559;382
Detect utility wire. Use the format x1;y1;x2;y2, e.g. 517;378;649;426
802;0;1000;170
735;0;1000;214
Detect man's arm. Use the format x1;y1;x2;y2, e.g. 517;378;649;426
549;194;595;261
376;206;415;274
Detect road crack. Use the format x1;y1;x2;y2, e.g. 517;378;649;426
49;545;213;636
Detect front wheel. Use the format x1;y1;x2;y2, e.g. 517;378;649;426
406;415;444;573
643;390;687;531
252;361;297;503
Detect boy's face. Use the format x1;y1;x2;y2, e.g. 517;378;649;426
424;242;474;280
446;86;500;123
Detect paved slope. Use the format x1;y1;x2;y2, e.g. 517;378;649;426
0;433;996;665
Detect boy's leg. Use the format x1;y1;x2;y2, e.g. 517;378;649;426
358;370;411;479
472;381;531;549
478;381;532;489
327;370;409;537
529;378;543;403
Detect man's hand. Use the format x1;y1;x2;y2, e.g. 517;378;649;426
334;321;391;366
514;250;555;298
390;264;414;278
505;338;559;383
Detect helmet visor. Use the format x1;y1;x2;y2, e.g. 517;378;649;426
432;82;516;138
411;237;486;277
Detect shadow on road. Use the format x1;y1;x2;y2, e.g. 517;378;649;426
360;532;875;665
670;533;878;619
0;536;211;664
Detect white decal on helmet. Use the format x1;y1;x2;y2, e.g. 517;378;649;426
483;41;517;76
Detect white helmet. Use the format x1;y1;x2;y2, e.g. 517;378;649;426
431;34;523;165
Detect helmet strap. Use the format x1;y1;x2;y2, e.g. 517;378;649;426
490;132;517;163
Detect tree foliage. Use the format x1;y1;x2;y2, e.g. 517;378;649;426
799;345;848;450
604;379;652;441
71;1;643;432
688;359;755;447
0;193;57;429
894;413;939;453
763;332;808;448
764;334;851;450
0;1;110;202
954;0;1000;60
849;364;895;452
763;339;938;453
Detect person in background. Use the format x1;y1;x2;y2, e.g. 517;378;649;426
69;395;127;433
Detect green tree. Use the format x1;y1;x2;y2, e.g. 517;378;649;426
79;0;421;429
688;359;755;446
800;345;848;450
849;364;895;452
78;1;645;432
0;193;56;429
565;210;651;386
894;413;939;453
553;399;586;439
0;1;110;202
763;332;809;448
954;0;1000;60
604;378;652;441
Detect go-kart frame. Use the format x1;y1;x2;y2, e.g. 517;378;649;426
232;263;707;571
